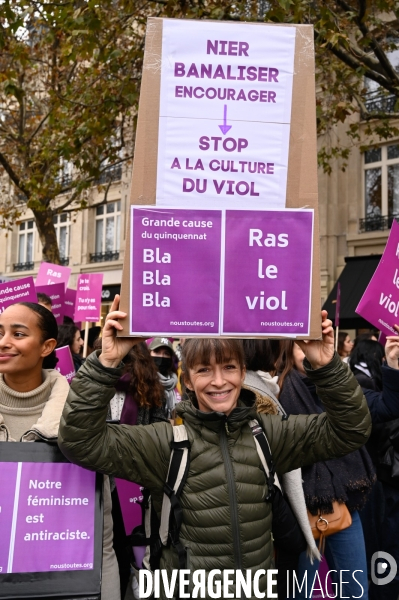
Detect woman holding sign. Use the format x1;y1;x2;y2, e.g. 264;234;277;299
59;298;372;599
0;302;120;600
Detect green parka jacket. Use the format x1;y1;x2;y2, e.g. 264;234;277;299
58;352;371;600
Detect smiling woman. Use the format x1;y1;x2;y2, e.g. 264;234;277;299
58;296;373;600
0;302;69;442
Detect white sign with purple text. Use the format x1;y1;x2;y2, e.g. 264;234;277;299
156;20;296;210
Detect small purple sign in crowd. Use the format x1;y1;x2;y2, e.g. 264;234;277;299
75;274;103;322
130;207;222;335
0;277;37;314
356;220;399;336
55;345;76;384
36;262;71;289
36;281;65;324
0;461;96;574
129;207;313;336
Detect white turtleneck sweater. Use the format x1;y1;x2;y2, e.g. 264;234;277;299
0;370;69;441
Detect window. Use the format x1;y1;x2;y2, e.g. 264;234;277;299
364;144;399;217
17;220;34;265
91;201;121;261
53;213;70;260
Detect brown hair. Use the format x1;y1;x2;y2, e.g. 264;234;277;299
337;331;350;357
273;340;296;392
181;338;245;374
126;342;164;408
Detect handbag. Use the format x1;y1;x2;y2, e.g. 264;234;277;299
308;501;352;553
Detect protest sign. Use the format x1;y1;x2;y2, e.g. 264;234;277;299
130;207;222;335
356;220;399;336
36;262;71;289
156;21;294;210
0;443;102;599
55;345;76;384
120;18;321;338
64;287;77;319
0;277;37;314
222;210;313;335
36;282;65;324
75;274;103;323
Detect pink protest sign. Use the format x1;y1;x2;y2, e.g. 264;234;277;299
0;277;37;314
114;478;144;536
1;461;95;573
223;210;314;335
356;220;399;336
36;261;71;289
36;282;65;324
75;274;103;322
130;207;222;335
55;345;76;384
64;287;76;320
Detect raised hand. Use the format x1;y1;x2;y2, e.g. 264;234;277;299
100;295;143;368
296;310;335;370
385;325;399;370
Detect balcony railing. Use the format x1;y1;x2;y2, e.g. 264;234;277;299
364;90;397;113
95;164;122;185
90;251;119;263
359;214;399;233
13;261;34;271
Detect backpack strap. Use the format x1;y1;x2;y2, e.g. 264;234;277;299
159;424;190;569
249;418;282;498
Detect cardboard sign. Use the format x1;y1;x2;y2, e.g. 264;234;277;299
75;274;103;323
36;282;65;324
130;207;222;335
55;345;76;384
36;262;71;289
0;277;37;314
0;444;102;599
120;18;321;338
356;221;399;336
223;210;313;335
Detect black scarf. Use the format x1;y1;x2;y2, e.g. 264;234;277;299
279;369;376;514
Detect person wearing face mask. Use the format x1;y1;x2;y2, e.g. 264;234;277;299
147;338;181;419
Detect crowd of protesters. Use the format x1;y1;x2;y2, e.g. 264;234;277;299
1;299;399;600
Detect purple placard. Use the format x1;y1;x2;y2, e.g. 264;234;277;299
114;479;143;536
36;282;65;324
130;207;222;335
36;262;71;289
6;462;95;573
55;345;76;384
223;210;313;335
64;288;77;320
0;463;19;573
0;277;37;315
75;274;103;322
356;221;399;336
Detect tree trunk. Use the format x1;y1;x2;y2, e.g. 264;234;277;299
33;207;61;264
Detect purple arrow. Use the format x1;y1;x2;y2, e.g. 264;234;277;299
219;105;232;135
